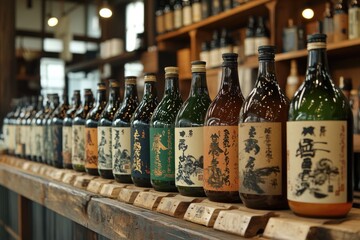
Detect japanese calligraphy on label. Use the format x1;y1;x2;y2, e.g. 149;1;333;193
203;126;239;192
98;126;112;170
112;127;131;175
175;127;204;187
52;125;62;163
62;126;72;165
72;125;85;165
287;121;347;203
238;122;282;195
131;125;150;179
150;127;175;181
33;126;43;158
85;127;98;169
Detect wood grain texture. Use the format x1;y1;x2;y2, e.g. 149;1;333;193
133;191;177;211
118;186;151;204
73;175;97;189
86;179;114;194
99;183;129;199
156;195;204;218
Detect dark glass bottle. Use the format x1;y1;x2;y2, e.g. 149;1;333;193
150;67;183;192
51;94;70;168
201;0;211;19
164;0;174;32
98;80;122;179
15;97;28;157
175;61;211;197
112;77;139;183
204;53;245;203
63;90;81;169
245;16;256;59
46;94;60;165
333;0;348;42
85;83;107;176
220;28;234;55
24;96;38;159
212;0;223;15
38;95;51;163
8;99;23;156
288;33;353;218
223;0;232;11
209;30;221;68
239;46;289;210
254;16;270;54
31;96;44;161
349;0;360;39
156;0;165;34
131;73;159;187
72;89;94;172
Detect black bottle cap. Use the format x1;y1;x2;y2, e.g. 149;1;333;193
307;33;327;43
258;45;276;60
222;53;238;63
97;82;106;90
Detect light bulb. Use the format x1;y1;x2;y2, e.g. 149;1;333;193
302;8;314;19
99;7;112;18
47;17;58;27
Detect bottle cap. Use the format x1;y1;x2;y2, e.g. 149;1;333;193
222;53;238;62
191;60;206;73
84;89;93;95
97;82;106;90
144;73;157;82
74;90;81;94
125;76;137;85
109;79;120;87
165;66;179;78
307;33;327;50
258;45;276;60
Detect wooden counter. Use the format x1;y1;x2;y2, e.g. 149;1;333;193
0;155;360;240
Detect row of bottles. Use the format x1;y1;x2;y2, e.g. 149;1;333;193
244;16;270;57
2;34;353;218
156;0;243;34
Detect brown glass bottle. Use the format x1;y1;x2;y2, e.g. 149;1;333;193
85;83;107;176
239;46;289;210
203;53;245;203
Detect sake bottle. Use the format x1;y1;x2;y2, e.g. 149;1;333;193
112;77;139;183
85;83;107;176
175;61;211;197
131;73;159;187
203;53;245;202
38;94;51;163
63;90;81;169
24;96;38;159
72;89;94;172
150;67;183;192
239;45;289;209
287;33;353;217
30;96;44;161
46;94;60;165
98;80;122;179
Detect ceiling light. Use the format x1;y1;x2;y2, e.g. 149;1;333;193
302;8;314;19
99;1;112;18
48;16;58;27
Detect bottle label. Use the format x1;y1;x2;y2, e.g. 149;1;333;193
112;127;132;175
28;125;35;156
62;126;72;165
150;127;175;182
85;127;98;170
175;127;204;187
220;46;233;55
287;121;347;203
156;15;165;34
349;8;360;39
334;13;348;42
72;125;85;165
210;49;220;68
164;11;174;31
8;125;15;151
23;125;30;155
192;2;202;22
98;126;112;170
15;125;23;155
213;0;221;14
42;125;48;160
203;126;239;191
255;37;270;54
183;6;192;26
244;37;255;56
238;122;282;195
52;125;62;163
131;125;150;179
174;8;182;29
34;126;43;158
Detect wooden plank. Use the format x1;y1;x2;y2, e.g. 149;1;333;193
37;165;49;176
18;195;32;240
118;186;151;204
62;172;85;185
156;195;204;218
133;191;177;211
308;219;360;240
73;175;97;189
21;161;32;171
214;209;276;238
86;178;114;194
99;183;129;199
51;169;70;182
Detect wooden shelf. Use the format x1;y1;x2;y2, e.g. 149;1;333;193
65;51;143;74
156;0;273;42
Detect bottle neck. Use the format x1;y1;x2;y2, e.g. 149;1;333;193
143;81;157;99
108;87;121;105
257;59;277;83
306;47;329;77
96;90;107;104
74;95;81;108
84;94;94;107
220;63;241;93
164;75;180;95
62;96;69;106
124;84;138;100
190;72;208;96
37;99;44;110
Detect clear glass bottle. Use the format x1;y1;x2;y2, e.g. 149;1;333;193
112;77;139;183
333;0;348;42
349;0;360;39
287;33;353;218
254;16;270;54
175;61;211;196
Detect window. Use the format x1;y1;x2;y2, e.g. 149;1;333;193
40;58;65;96
126;1;144;52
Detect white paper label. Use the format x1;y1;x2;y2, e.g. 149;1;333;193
72;125;85;165
98;126;112;170
112;127;131;175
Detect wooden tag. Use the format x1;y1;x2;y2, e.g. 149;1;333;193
51;169;68;181
73;175;97;189
133;191;177;211
45;168;56;179
31;164;43;174
308;219;360;239
156;195;204;218
184;202;235;227
118;186;151;204
214;209;276;238
87;179;114;194
21;161;32;171
62;172;84;185
15;159;24;168
99;183;129;199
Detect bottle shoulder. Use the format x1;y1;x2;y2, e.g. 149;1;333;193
175;95;211;126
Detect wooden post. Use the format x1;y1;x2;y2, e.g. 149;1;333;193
0;0;16;127
18;195;32;240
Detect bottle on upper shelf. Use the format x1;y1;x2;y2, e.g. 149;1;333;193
219;28;234;55
223;0;232;11
23;96;38;159
192;0;202;23
212;0;223;16
339;76;353;100
175;61;211;197
333;0;348;42
156;0;165;34
254;16;270;54
131;73;159;187
182;0;192;26
199;41;211;65
30;96;43;161
287;33;353;218
173;0;183;29
112;77;139;183
38;94;51;163
85;83;107;176
350;88;359;134
203;53;245;203
201;0;211;19
239;45;290;210
98;80;122;179
286;60;301;100
209;30;221;68
45;94;60;165
164;0;174;32
244;16;256;57
349;0;360;39
283;19;305;53
323;2;334;43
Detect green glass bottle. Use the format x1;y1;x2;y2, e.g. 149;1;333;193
72;89;94;172
46;94;60;165
63;90;81;169
98;80;122;179
287;33;353;218
112;77;139;183
175;61;211;197
239;46;289;210
85;83;107;176
150;67;183;192
131;73;159;187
